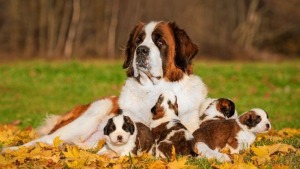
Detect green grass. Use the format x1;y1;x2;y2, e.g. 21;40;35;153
0;60;299;130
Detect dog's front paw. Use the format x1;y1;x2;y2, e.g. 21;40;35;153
97;149;119;159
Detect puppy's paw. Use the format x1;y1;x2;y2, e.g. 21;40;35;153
97;150;119;159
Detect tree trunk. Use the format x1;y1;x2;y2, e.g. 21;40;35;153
64;0;81;59
107;0;120;59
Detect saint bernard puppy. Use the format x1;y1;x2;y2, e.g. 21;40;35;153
97;111;154;157
199;98;237;128
150;91;197;158
2;21;207;151
192;108;271;161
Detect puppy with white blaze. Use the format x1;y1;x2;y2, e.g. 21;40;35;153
150;91;197;158
2;21;207;151
97;110;154;157
199;98;238;128
192;108;271;161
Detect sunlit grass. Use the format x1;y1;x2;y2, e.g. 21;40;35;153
0;60;299;130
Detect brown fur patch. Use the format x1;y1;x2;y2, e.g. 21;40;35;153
152;121;195;157
192;119;241;151
132;122;154;155
49;96;119;134
152;95;165;120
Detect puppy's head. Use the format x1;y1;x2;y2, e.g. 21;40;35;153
238;108;271;134
104;113;135;145
202;98;237;119
216;98;236;119
151;90;178;120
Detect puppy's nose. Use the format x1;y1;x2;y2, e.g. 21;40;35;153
266;124;270;129
117;135;123;141
136;46;149;56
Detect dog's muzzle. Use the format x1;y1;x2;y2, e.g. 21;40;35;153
136;45;150;69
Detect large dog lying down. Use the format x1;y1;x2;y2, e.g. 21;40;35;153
3;21;207;151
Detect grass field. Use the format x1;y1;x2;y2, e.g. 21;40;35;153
0;60;299;130
0;60;300;168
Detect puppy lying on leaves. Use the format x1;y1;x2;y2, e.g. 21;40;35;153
150;91;197;158
97;110;154;158
192;108;271;161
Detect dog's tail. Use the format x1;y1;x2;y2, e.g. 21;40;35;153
36;114;61;136
195;142;231;162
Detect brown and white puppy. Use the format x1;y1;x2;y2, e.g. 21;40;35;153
199;98;237;128
97;111;154;157
150;91;197;158
192;108;271;161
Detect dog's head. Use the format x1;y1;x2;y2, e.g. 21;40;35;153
238;108;271;134
201;98;237;120
104;113;135;145
150;90;178;121
123;21;198;83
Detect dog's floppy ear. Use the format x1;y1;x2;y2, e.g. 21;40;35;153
123;115;135;135
123;23;145;77
240;111;260;128
104;118;114;135
169;22;198;74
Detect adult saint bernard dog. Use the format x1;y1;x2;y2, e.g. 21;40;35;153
2;21;207;151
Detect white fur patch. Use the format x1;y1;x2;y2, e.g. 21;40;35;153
195;142;231;162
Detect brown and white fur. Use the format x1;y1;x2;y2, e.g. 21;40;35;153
192;108;271;161
2;21;207;151
150;91;197;158
199;98;238;128
97;111;154;157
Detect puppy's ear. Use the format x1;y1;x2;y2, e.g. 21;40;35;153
123;23;145;77
104;118;114;135
169;22;198;74
240;111;259;128
124;116;135;135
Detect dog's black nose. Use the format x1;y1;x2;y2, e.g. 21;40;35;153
266;124;270;129
136;46;149;56
117;135;123;141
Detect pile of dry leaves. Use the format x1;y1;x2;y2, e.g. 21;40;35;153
0;124;299;169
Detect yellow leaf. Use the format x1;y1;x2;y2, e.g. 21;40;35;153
63;144;80;158
97;139;105;150
265;143;296;155
167;156;195;169
112;164;123;169
53;136;64;148
148;160;166;169
272;164;289;169
251;146;268;157
171;145;176;162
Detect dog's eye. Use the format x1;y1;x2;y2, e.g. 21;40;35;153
136;38;142;45
157;39;165;47
255;116;261;123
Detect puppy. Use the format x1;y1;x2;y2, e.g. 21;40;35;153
150;91;197;158
199;98;238;128
97;111;154;157
192;108;271;161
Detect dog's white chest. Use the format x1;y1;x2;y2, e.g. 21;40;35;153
118;75;207;128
